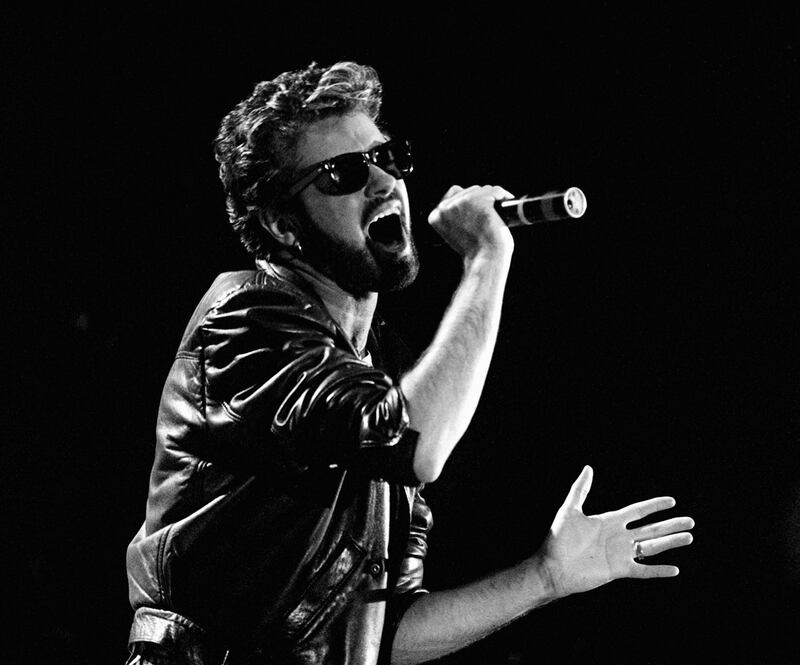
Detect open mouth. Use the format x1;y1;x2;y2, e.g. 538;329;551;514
366;212;405;249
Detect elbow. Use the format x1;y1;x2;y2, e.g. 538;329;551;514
410;427;463;484
412;452;445;484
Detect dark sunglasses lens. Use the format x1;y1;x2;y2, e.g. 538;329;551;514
375;140;413;178
315;154;369;195
312;140;413;195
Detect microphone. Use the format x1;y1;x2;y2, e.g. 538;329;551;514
494;187;587;227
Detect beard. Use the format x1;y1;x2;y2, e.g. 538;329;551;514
298;214;420;298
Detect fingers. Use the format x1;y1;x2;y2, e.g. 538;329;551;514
630;564;681;579
634;531;694;559
441;184;467;200
628;527;694;580
632;516;695;541
617;496;676;524
428;184;515;257
564;465;593;511
427;185;481;227
489;185;515;201
439;184;513;203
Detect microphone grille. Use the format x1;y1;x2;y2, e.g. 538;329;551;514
564;187;587;218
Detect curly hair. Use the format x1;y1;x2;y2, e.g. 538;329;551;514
213;61;384;258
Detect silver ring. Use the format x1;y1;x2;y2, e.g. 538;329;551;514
633;540;645;562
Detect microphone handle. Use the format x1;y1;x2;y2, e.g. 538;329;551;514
495;187;587;227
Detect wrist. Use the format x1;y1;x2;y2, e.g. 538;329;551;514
462;242;513;274
526;550;564;601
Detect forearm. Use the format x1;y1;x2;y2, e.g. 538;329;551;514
400;249;512;482
390;553;559;665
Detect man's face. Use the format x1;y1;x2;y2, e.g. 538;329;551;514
290;112;419;296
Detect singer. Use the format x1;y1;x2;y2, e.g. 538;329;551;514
125;61;694;665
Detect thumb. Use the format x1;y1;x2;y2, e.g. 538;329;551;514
564;465;593;511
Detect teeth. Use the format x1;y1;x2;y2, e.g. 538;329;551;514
369;204;401;225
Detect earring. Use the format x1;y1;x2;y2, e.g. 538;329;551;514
292;240;304;259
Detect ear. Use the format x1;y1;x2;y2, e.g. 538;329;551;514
259;209;299;248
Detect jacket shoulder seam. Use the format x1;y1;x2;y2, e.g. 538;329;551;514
207;272;309;316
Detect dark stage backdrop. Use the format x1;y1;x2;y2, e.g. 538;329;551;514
5;7;798;664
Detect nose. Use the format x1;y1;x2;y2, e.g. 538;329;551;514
364;163;397;198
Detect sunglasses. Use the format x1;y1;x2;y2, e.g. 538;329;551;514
284;138;413;198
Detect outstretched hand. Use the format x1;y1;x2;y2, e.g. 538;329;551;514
539;466;695;597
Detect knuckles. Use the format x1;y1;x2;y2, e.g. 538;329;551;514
431;186;498;223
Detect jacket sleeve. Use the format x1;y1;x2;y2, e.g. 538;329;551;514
196;280;419;484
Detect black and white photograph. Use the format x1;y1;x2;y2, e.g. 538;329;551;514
5;6;798;664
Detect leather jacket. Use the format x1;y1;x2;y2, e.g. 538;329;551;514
126;261;432;664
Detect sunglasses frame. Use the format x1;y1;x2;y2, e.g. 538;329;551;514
283;138;413;199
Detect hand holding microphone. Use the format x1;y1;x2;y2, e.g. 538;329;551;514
428;186;587;253
428;184;517;258
426;186;588;252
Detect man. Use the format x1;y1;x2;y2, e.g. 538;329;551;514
126;61;694;665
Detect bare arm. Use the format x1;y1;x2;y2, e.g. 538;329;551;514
391;552;555;665
390;466;695;665
401;185;514;482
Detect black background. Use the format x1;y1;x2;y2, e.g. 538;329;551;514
5;6;799;664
